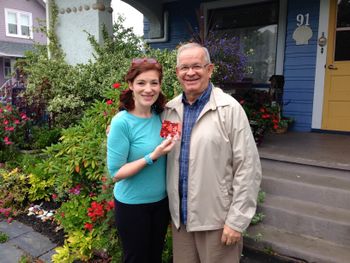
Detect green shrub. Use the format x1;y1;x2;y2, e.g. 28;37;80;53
0;168;30;219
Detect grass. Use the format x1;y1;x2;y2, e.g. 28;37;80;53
0;231;8;243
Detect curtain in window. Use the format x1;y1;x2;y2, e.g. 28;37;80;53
20;14;30;36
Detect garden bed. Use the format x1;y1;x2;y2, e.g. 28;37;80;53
15;201;65;246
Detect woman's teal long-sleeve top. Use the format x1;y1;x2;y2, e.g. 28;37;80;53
107;111;167;204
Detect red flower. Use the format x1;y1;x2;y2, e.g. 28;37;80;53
52;194;58;200
84;222;93;231
7;217;13;224
273;124;279;130
112;83;121;89
87;201;105;221
106;100;113;105
105;200;115;211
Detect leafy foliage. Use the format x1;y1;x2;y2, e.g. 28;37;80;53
0;168;30;221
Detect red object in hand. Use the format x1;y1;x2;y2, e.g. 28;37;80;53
160;120;181;138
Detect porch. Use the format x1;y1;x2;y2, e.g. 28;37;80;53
247;131;350;263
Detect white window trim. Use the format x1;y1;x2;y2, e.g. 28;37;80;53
201;0;287;76
4;8;33;39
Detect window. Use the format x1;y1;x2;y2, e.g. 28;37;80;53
4;58;15;79
335;0;350;61
5;9;32;38
207;1;279;84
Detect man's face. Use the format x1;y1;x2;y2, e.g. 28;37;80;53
176;47;214;102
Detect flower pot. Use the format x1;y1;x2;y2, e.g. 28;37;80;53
272;126;288;134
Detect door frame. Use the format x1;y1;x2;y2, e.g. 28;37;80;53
311;0;330;129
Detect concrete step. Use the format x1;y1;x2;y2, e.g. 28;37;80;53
258;194;350;246
261;159;350;210
246;224;350;263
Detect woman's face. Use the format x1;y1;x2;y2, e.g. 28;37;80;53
129;70;161;111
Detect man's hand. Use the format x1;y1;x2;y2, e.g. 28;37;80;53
221;224;242;246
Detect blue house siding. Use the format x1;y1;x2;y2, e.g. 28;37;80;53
283;0;320;131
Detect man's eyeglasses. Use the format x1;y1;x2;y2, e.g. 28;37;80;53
177;63;209;73
132;58;158;65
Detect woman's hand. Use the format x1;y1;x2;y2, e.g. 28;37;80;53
150;138;177;161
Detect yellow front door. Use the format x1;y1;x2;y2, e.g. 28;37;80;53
322;0;350;131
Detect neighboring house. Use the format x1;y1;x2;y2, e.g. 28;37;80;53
0;0;46;102
134;0;349;134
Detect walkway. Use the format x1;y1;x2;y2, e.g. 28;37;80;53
0;220;57;263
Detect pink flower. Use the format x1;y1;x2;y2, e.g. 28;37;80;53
20;113;28;120
4;137;13;145
106;100;113;105
112;83;121;89
14;119;20;124
52;194;58;200
7;217;13;224
68;184;81;195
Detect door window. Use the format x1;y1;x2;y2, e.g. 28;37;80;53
334;0;350;61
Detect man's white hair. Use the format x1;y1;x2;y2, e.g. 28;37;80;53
176;43;211;65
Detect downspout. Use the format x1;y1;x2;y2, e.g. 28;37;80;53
46;0;51;59
144;11;169;43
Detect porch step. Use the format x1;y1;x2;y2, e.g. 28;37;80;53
258;194;350;246
246;156;350;262
245;224;350;263
261;159;350;210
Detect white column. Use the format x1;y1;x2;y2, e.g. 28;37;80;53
53;0;113;65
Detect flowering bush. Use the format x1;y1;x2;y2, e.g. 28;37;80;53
240;90;293;145
204;31;247;84
0;104;30;161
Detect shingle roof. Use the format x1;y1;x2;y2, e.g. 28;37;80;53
0;41;36;57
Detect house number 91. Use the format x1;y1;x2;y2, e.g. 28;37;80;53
296;13;310;26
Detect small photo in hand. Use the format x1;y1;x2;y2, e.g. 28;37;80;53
160;120;181;140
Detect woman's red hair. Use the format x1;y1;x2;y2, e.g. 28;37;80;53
119;59;166;114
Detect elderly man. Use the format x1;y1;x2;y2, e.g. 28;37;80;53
163;42;262;263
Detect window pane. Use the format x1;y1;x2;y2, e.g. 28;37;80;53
7;12;17;24
8;24;17;34
337;0;350;28
20;14;30;26
208;1;279;84
4;59;12;78
21;25;30;36
208;1;279;30
335;31;350;61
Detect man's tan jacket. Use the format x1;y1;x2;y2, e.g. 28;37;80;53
163;86;262;233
